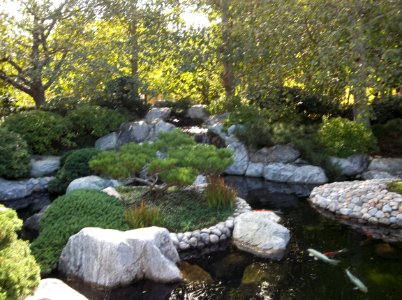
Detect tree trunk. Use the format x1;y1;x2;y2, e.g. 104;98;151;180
220;0;235;99
129;19;140;100
31;86;46;107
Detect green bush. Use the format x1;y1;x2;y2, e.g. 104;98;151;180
30;190;128;275
2;110;75;154
48;148;101;195
0;205;40;300
67;105;128;139
41;96;81;116
317;117;377;158
371;95;402;124
91;76;149;118
0;128;31;179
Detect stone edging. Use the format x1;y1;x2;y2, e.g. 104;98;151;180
309;179;402;228
169;197;252;251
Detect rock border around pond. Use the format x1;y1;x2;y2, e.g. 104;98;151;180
170;197;252;251
309;179;402;228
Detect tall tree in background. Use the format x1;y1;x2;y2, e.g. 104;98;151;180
0;0;93;106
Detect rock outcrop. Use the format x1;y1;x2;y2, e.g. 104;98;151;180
30;156;61;177
58;227;182;288
25;278;88;300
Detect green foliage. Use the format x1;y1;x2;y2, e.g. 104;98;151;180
0;93;18;118
124;201;161;229
317;117;378;157
41;96;81;116
371;96;402;124
48;148;101;195
0;128;31;179
203;176;236;209
2;110;75;154
67;105;128;138
119;187;234;232
90;130;233;186
30;190;129;275
387;181;402;194
92;76;150;117
0;205;40;300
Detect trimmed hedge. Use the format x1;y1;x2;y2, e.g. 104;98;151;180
0;205;40;300
30;190;129;275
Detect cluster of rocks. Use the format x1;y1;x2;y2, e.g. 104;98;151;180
309;179;402;227
170;197;252;251
95;105;209;151
206;116;328;185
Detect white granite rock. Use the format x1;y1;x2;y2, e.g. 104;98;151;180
30;156;60;177
263;163;328;184
59;227;181;288
245;162;264;177
145;107;171;123
95;132;119;150
225;142;249;175
329;154;369;176
26;278;88;300
186;105;208;120
66;176;121;193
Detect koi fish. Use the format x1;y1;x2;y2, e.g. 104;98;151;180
307;248;340;265
323;248;348;258
345;268;368;293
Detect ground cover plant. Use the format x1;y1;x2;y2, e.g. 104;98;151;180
0;205;40;300
31;190;128;275
387;181;402;195
118;186;235;232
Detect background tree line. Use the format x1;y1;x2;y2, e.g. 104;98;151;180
0;0;401;123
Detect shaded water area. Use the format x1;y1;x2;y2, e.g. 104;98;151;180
64;177;402;299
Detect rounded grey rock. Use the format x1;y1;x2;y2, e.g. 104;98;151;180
210;234;219;244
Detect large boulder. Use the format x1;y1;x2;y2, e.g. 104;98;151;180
30;156;60;177
250;145;300;164
0;177;52;205
232;211;290;260
25;278;88;300
118;120;151;144
245;162;264;177
263;163;328;184
329;154;369;176
153;120;176;138
145;107;171;123
361;170;397;180
367;158;402;177
186;105;209;120
95;132;119;151
58;227;182;288
225;142;249;175
66;176;121;193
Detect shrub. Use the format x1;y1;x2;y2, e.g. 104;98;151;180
92;76;149;118
371;95;402;124
0;128;31;179
0;205;40;299
317;117;377;158
67;105;128;139
203;176;236;209
124;201;161;229
2;110;75;154
48;148;101;195
41;96;81;116
30;190;128;274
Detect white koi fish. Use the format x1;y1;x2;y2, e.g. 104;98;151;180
307;248;340;265
345;268;368;293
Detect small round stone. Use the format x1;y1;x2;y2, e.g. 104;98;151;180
210;234;219;244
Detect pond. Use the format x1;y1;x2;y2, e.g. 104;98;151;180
63;177;402;300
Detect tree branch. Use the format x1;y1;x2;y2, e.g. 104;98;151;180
0;71;32;95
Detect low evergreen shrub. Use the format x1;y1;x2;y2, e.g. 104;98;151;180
317;117;377;158
0;128;31;179
0;205;40;300
41;96;81;116
2;110;75;154
371;95;402;124
48;148;101;195
31;190;128;275
66;105;128;138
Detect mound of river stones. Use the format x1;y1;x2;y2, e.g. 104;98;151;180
309;179;402;227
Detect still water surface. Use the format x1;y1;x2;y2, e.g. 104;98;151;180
68;177;402;300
